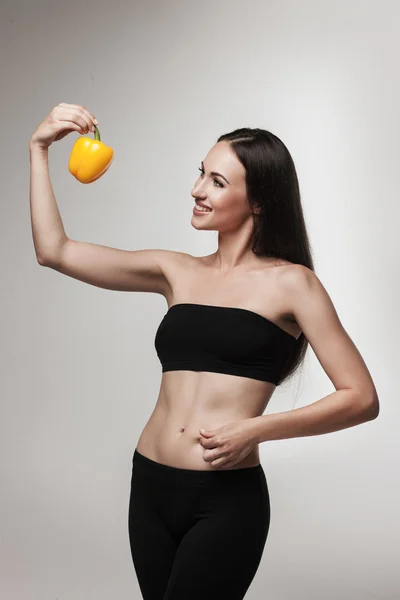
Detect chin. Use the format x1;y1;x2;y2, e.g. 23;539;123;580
190;215;203;229
191;218;215;231
191;220;204;230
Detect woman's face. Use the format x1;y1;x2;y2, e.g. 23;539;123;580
190;141;252;232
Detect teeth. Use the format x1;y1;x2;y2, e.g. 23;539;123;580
195;203;212;212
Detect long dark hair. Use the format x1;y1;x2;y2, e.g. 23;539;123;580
217;127;315;386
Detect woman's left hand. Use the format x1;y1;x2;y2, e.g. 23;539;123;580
199;418;259;469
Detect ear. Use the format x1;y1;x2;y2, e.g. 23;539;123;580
252;204;262;215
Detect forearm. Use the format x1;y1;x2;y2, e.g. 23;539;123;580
252;389;379;443
29;142;68;264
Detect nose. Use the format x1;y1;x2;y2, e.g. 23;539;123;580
192;192;206;200
192;177;205;196
191;188;207;201
191;181;207;197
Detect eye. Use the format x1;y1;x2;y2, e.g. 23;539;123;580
198;166;223;187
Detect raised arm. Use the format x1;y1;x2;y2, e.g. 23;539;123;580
29;139;179;295
43;241;178;295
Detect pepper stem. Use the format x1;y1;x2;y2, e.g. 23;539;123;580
93;125;101;142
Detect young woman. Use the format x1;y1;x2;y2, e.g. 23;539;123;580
30;103;379;600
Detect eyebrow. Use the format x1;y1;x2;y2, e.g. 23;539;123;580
201;161;231;185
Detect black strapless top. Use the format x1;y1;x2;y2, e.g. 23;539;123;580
154;303;297;386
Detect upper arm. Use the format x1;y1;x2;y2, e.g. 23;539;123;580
282;265;379;403
41;238;182;295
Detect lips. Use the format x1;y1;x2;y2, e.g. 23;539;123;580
195;201;212;210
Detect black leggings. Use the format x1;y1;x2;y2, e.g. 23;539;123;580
128;449;270;600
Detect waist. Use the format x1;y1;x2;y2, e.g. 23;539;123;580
132;448;264;480
135;434;261;472
136;388;263;471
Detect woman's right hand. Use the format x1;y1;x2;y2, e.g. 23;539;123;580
30;103;98;150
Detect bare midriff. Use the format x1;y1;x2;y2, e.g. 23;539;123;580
135;370;277;470
135;254;301;471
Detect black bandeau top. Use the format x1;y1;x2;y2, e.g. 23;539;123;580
154;303;297;386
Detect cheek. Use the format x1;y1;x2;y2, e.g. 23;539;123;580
214;197;244;217
212;192;237;210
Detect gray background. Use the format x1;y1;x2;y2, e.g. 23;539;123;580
1;0;398;598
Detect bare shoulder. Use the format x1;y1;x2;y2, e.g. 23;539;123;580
159;248;193;267
160;249;199;275
278;263;316;286
265;261;312;289
278;263;321;310
278;263;340;339
159;249;197;285
166;251;213;270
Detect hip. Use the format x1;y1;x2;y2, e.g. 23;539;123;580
131;447;269;515
129;448;271;551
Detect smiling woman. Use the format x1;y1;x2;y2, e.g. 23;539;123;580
29;107;379;600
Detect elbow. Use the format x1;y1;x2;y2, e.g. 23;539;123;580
37;254;47;266
36;239;67;268
350;385;380;422
362;395;380;421
37;251;60;268
37;254;52;267
37;254;57;268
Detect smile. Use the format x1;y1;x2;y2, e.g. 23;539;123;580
194;203;212;214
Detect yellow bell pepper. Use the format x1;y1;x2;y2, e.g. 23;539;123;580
68;125;114;184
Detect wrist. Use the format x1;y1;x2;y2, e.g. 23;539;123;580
29;139;49;154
